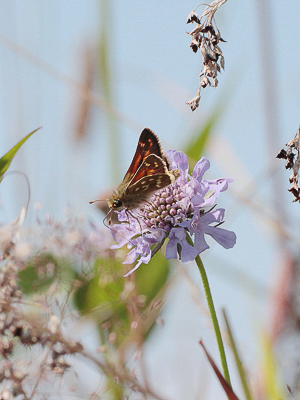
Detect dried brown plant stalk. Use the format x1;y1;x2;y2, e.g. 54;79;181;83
277;127;300;202
186;0;227;111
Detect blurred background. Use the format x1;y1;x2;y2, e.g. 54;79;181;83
0;1;300;399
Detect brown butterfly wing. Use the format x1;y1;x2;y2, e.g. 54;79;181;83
122;128;167;184
107;128;179;211
128;154;168;185
126;173;173;200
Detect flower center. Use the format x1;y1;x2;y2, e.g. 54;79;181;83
142;182;189;231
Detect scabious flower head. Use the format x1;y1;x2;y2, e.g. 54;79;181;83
110;151;236;276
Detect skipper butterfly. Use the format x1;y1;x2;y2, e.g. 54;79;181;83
107;128;180;211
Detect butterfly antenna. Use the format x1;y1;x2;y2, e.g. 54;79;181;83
89;199;107;204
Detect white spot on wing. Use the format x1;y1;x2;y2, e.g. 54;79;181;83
156;178;162;187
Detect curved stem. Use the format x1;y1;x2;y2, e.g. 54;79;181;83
195;253;231;384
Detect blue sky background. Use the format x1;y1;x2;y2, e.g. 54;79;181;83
0;1;300;398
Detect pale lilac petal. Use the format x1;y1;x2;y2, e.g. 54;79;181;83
194;231;210;253
200;209;225;225
123;238;152;276
166;150;189;178
116;209;129;222
110;225;135;249
189;208;235;252
165;227;186;259
206;177;234;193
192;157;210;181
189;178;209;205
123;245;141;264
165;227;198;262
203;226;236;249
143;229;165;244
180;239;199;263
202;178;234;206
123;254;150;277
191;194;205;207
165;239;178;260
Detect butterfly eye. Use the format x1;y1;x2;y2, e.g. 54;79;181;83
113;200;122;208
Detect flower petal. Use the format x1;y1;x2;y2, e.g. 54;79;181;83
166;150;189;178
194;230;210;254
180;238;199;263
202;178;234;206
110;225;135;249
204;226;237;249
123;257;146;277
193;157;210;181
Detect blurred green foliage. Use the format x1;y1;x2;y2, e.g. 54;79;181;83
74;250;170;345
19;252;76;294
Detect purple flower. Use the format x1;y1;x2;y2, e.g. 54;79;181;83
110;151;236;276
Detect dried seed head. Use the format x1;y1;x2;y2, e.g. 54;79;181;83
186;0;227;111
186;11;201;24
276;149;287;159
277;127;300;202
190;40;199;53
201;77;210;88
186;92;201;111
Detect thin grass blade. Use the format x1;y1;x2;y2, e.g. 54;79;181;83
0;127;41;180
200;339;240;400
223;309;253;400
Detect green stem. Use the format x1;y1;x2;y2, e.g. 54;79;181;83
185;235;231;385
196;254;231;384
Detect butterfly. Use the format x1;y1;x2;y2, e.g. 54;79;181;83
107;128;180;211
